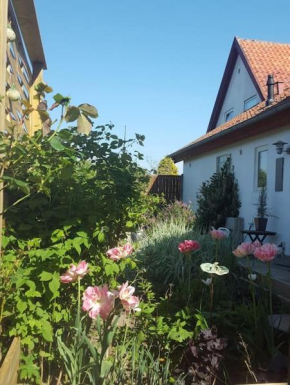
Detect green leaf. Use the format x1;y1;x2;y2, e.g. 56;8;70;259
77;113;92;135
126;220;134;228
49;275;60;299
60;164;73;180
65;106;80;122
73;238;82;255
44;86;53;93
100;360;112;378
50;137;66;151
53;93;71;105
42;320;53;342
2;176;30;194
17;300;27;313
39;271;53;281
104;262;119;276
98;231;105;243
14;179;30;194
25;290;42;298
79;103;98;118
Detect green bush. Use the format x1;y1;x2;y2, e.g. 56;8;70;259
0;118;155;382
195;157;241;230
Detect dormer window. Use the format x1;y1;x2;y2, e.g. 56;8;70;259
225;109;234;122
244;95;257;111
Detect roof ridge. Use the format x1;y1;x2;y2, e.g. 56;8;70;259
236;36;290;46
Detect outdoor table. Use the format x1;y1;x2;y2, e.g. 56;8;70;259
241;230;276;244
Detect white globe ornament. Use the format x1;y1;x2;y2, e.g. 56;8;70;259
7;24;16;43
7;86;21;102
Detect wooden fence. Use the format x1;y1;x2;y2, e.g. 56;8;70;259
0;338;20;385
148;175;183;202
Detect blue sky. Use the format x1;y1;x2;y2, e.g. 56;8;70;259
35;0;290;172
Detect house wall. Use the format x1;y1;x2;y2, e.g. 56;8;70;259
216;55;261;127
183;126;290;254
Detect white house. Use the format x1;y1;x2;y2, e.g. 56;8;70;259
170;37;290;255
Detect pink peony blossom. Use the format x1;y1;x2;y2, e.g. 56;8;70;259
82;285;115;320
253;243;278;263
232;242;254;258
60;261;89;283
252;240;261;250
118;281;140;312
106;247;122;261
122;243;134;255
209;229;228;240
178;240;200;253
107;243;134;261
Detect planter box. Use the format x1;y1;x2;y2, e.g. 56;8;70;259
0;337;20;385
226;217;244;245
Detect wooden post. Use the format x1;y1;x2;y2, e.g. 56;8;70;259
30;63;44;135
0;0;9;253
0;337;21;385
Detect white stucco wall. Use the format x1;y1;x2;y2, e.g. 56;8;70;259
216;55;262;127
183;127;290;254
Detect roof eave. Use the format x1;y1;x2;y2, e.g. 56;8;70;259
170;98;290;163
12;0;47;70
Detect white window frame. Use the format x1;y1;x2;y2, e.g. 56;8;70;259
254;145;268;190
244;95;258;111
216;154;230;173
224;108;234;122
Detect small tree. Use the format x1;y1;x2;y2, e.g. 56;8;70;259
157;157;178;175
195;157;241;230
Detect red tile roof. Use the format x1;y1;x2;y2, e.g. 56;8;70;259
238;38;290;98
207;37;290;131
171;38;290;161
170;88;290;161
186;89;290;148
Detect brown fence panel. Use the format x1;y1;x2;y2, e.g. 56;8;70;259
148;175;183;202
0;337;20;385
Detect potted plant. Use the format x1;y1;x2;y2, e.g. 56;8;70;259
254;185;268;231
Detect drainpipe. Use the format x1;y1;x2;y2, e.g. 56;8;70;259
266;74;275;106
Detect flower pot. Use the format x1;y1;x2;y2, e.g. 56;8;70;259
254;217;268;231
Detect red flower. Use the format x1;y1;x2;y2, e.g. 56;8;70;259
178;240;200;253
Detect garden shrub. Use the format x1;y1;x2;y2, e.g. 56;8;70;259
195;157;241;230
158;201;195;228
157;156;178;175
0;100;159;381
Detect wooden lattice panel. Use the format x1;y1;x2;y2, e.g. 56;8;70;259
5;3;33;134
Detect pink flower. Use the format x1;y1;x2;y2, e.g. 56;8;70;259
107;243;134;261
252;240;261;250
254;243;278;263
178;240;200;253
232;242;254;258
123;243;134;255
60;261;89;283
82;285;115;320
209;229;228;240
118;281;140;312
106;247;122;261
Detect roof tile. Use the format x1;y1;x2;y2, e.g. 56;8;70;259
237;38;290;98
179;88;290;150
